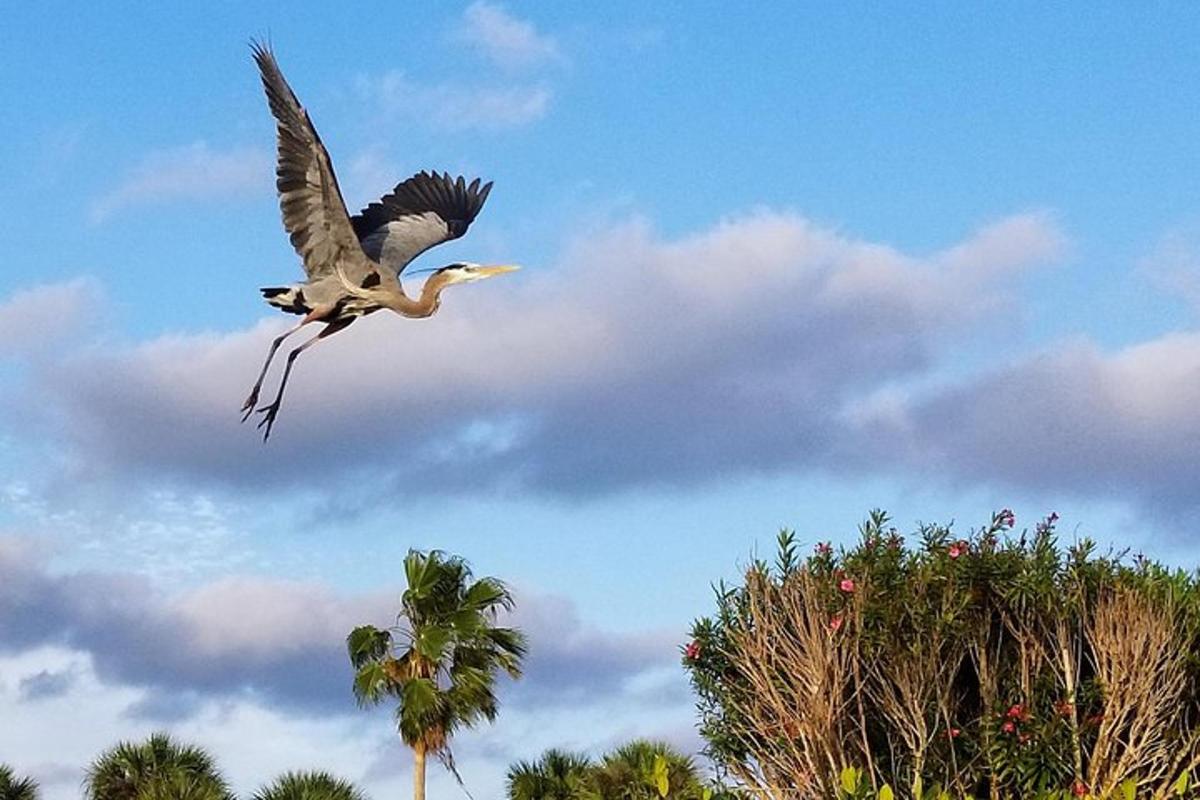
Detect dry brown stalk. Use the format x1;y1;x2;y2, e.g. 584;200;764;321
969;625;1003;800
867;625;963;798
1085;589;1195;797
719;569;860;798
1047;614;1085;781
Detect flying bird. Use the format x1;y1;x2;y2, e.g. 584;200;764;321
243;42;519;440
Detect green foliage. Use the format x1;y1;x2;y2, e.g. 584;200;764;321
83;732;231;800
251;771;367;800
0;765;39;800
589;740;707;800
508;741;710;800
506;749;594;800
347;549;527;789
685;510;1200;799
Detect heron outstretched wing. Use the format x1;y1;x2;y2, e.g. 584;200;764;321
252;42;367;281
350;171;493;277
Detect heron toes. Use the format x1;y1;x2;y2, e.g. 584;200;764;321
240;392;260;423
255;401;282;441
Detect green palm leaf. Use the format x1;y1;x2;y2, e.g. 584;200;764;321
84;733;230;800
0;765;40;800
251;771;366;800
348;549;526;800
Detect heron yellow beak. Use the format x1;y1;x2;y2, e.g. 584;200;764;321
476;264;520;278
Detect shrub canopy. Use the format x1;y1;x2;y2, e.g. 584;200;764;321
684;510;1200;799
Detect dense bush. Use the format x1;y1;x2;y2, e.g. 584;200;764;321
684;511;1200;799
506;740;723;800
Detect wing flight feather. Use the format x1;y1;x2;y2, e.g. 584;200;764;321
351;171;493;276
252;42;369;281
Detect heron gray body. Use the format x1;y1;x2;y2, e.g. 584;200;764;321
242;43;517;440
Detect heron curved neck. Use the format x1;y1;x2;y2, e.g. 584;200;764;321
390;272;451;318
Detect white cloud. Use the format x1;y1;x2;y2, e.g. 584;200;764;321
0;642;694;800
89;142;270;223
456;1;562;69
0;541;678;714
367;71;551;131
0;544;691;800
0;646;384;800
854;332;1200;511
0;279;100;357
10;210;1066;498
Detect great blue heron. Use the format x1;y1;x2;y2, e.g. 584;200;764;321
243;42;519;440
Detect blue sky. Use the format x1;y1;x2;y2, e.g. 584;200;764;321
2;3;1200;798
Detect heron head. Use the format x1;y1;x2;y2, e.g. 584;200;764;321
437;262;521;285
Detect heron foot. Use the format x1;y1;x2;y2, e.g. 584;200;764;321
240;390;260;423
255;401;282;441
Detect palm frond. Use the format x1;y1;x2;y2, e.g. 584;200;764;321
251;771;366;800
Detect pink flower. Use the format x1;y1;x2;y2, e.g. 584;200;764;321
998;509;1016;528
684;641;701;660
839;578;855;593
1071;780;1089;797
814;542;833;556
948;541;966;559
829;614;844;632
1005;703;1031;722
946;727;961;739
1001;720;1016;734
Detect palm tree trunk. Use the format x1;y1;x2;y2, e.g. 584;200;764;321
413;741;427;800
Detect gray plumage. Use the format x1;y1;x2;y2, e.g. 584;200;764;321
242;42;518;441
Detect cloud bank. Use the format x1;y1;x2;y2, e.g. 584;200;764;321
858;333;1200;511
0;538;677;719
18;211;1064;495
9;207;1198;513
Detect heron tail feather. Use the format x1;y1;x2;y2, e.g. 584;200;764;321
260;286;310;315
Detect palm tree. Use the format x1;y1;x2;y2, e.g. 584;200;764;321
0;765;39;800
348;549;527;800
589;740;706;800
252;771;367;800
84;732;231;800
506;749;594;800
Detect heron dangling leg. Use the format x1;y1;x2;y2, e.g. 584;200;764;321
240;304;335;422
254;316;355;441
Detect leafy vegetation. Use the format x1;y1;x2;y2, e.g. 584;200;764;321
12;521;1200;800
251;771;367;800
347;548;527;800
508;749;595;800
506;740;722;800
0;765;39;800
685;510;1200;799
84;732;232;800
590;740;709;800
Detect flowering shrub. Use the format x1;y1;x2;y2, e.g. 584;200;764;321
684;511;1200;799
